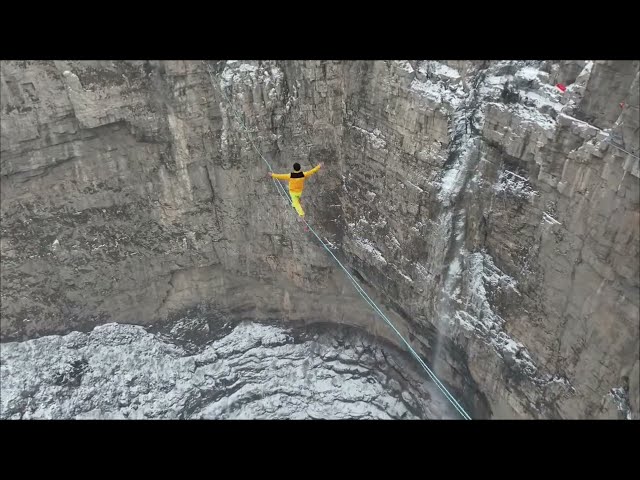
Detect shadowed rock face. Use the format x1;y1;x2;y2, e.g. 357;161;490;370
1;60;638;419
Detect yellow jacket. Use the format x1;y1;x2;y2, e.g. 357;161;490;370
271;164;321;194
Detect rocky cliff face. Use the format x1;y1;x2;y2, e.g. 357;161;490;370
1;320;454;419
1;59;638;419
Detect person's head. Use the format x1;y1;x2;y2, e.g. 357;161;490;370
293;162;301;172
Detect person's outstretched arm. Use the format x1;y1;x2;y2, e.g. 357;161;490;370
270;172;290;181
303;163;322;177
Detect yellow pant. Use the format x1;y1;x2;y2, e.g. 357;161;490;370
290;192;304;216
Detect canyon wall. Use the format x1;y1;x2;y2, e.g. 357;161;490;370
1;59;638;418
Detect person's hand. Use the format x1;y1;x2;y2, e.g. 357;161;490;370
320;162;325;168
267;172;272;179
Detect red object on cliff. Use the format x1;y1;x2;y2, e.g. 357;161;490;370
555;83;567;93
619;102;625;108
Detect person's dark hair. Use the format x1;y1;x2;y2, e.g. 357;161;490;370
293;162;301;171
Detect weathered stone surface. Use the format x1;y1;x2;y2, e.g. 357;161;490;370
576;61;640;130
1;60;638;419
1;321;455;419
